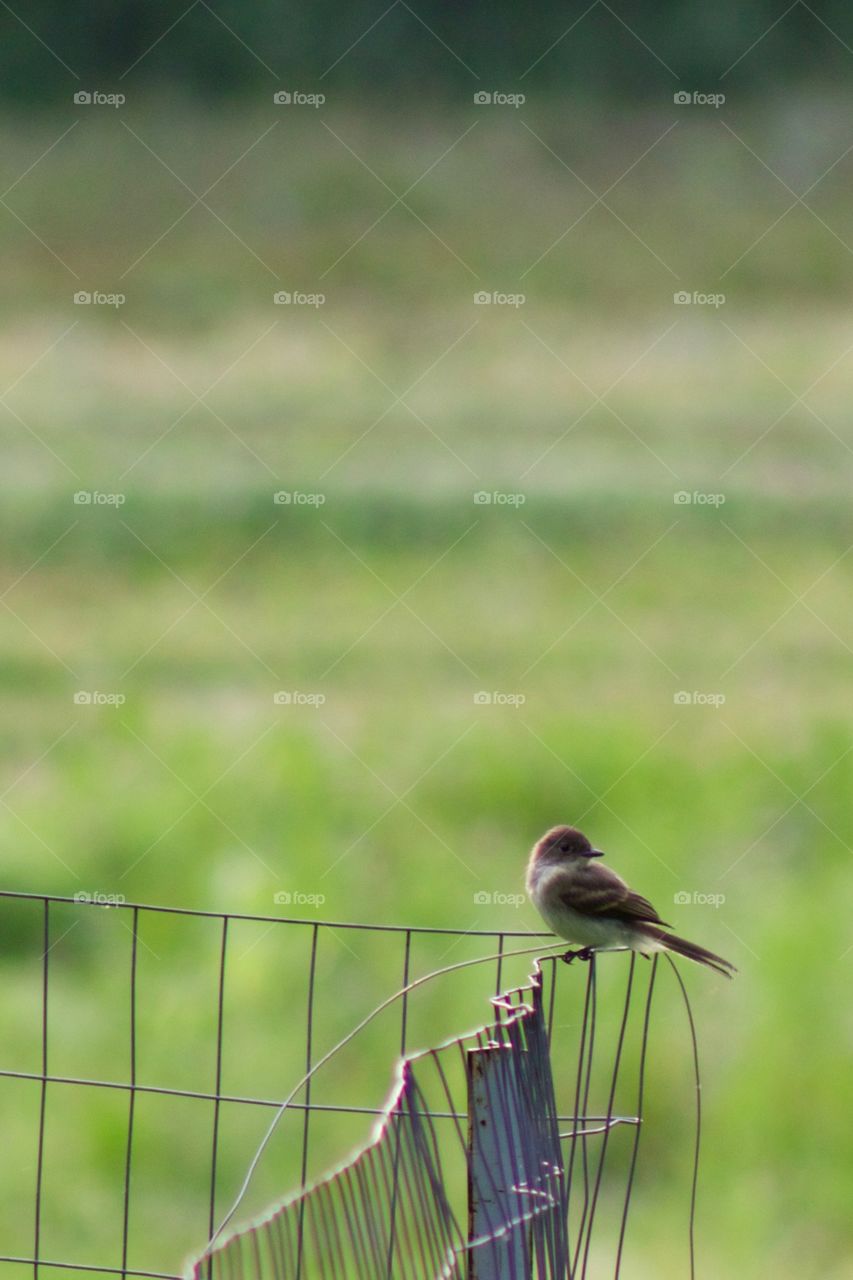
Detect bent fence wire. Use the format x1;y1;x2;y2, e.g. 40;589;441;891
0;891;697;1280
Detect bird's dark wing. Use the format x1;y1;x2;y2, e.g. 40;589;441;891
560;862;671;927
609;890;670;927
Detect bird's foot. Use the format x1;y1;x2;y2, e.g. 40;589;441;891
561;946;595;965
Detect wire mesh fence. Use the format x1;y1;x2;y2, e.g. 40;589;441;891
194;968;571;1280
0;890;694;1280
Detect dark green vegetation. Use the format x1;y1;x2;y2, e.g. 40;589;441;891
2;2;850;103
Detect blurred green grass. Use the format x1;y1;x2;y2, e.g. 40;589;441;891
1;99;852;1279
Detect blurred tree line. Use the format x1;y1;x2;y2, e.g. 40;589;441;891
1;0;851;103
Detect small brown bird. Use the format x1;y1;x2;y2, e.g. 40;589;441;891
526;825;735;978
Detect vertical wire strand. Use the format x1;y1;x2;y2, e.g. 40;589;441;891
564;957;595;1272
579;953;635;1279
546;955;558;1047
360;1133;392;1271
295;924;320;1280
33;898;49;1280
208;917;229;1253
531;980;570;1279
314;1174;348;1279
665;956;701;1280
121;906;140;1278
249;1225;263;1280
483;1019;526;1274
372;1120;408;1277
330;1167;366;1274
494;932;505;998
385;930;413;1276
614;954;658;1277
353;1155;384;1268
391;1118;424;1279
269;1206;290;1280
504;1015;535;1278
399;930;412;1056
304;1189;328;1280
338;1165;371;1280
407;1068;462;1276
571;958;598;1278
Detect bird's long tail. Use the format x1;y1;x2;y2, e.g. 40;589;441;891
642;925;736;978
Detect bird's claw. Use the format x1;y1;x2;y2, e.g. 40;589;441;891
562;946;595;965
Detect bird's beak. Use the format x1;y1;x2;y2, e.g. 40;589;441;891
585;848;605;858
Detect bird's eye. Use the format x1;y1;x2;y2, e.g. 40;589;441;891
559;840;570;852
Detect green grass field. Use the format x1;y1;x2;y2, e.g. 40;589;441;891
1;99;852;1279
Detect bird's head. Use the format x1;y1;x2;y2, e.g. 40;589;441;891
530;825;604;866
